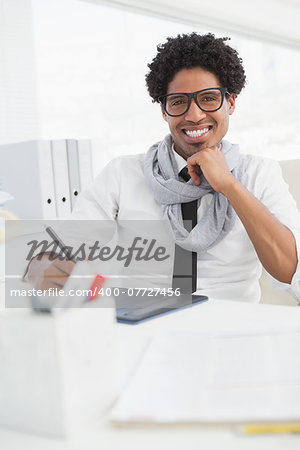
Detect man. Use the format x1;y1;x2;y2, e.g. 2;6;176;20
29;33;300;303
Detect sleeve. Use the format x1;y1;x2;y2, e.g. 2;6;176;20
55;158;123;257
71;158;120;220
252;158;300;302
23;159;123;282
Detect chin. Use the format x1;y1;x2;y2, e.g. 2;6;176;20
184;142;207;155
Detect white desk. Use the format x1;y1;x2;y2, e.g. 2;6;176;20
1;299;300;450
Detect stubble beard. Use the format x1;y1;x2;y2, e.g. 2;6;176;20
176;141;206;160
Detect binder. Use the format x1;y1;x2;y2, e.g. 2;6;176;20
51;140;71;218
77;140;93;192
0;139;94;219
66;139;81;209
0;141;57;219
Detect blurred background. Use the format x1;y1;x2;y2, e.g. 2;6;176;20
1;0;300;174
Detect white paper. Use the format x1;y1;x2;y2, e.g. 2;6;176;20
110;330;300;423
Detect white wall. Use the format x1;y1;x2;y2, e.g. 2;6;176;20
82;0;300;48
31;0;194;169
0;0;39;144
31;0;300;173
1;0;300;175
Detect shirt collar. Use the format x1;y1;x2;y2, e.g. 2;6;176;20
172;144;187;174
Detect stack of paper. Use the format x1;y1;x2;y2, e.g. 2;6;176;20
110;330;300;424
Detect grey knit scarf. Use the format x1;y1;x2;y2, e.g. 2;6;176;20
143;134;243;253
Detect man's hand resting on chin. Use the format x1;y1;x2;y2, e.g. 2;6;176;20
186;146;236;193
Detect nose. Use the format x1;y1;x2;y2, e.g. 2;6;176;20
184;98;207;122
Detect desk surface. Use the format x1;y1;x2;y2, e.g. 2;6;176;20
1;299;300;450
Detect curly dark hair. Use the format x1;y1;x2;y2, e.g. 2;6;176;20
145;33;246;102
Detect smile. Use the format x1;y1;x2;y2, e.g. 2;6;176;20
184;127;210;137
183;126;212;138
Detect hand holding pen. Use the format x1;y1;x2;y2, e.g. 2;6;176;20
27;226;76;291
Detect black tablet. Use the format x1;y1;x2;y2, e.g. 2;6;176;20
114;288;208;324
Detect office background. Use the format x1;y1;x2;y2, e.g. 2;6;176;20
2;2;300;443
1;0;300;176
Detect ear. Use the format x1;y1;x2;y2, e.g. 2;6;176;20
161;105;168;122
227;93;236;116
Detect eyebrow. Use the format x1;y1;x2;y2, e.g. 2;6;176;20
167;93;187;98
198;90;220;94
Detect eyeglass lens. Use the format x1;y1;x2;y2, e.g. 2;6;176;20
165;89;223;116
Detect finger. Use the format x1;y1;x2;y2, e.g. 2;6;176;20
50;259;76;276
187;163;201;186
43;261;75;287
41;272;66;289
38;279;65;291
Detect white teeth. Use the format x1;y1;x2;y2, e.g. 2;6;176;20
185;127;209;137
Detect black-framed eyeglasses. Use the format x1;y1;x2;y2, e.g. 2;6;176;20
158;87;230;117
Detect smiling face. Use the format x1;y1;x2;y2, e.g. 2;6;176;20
162;67;236;159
